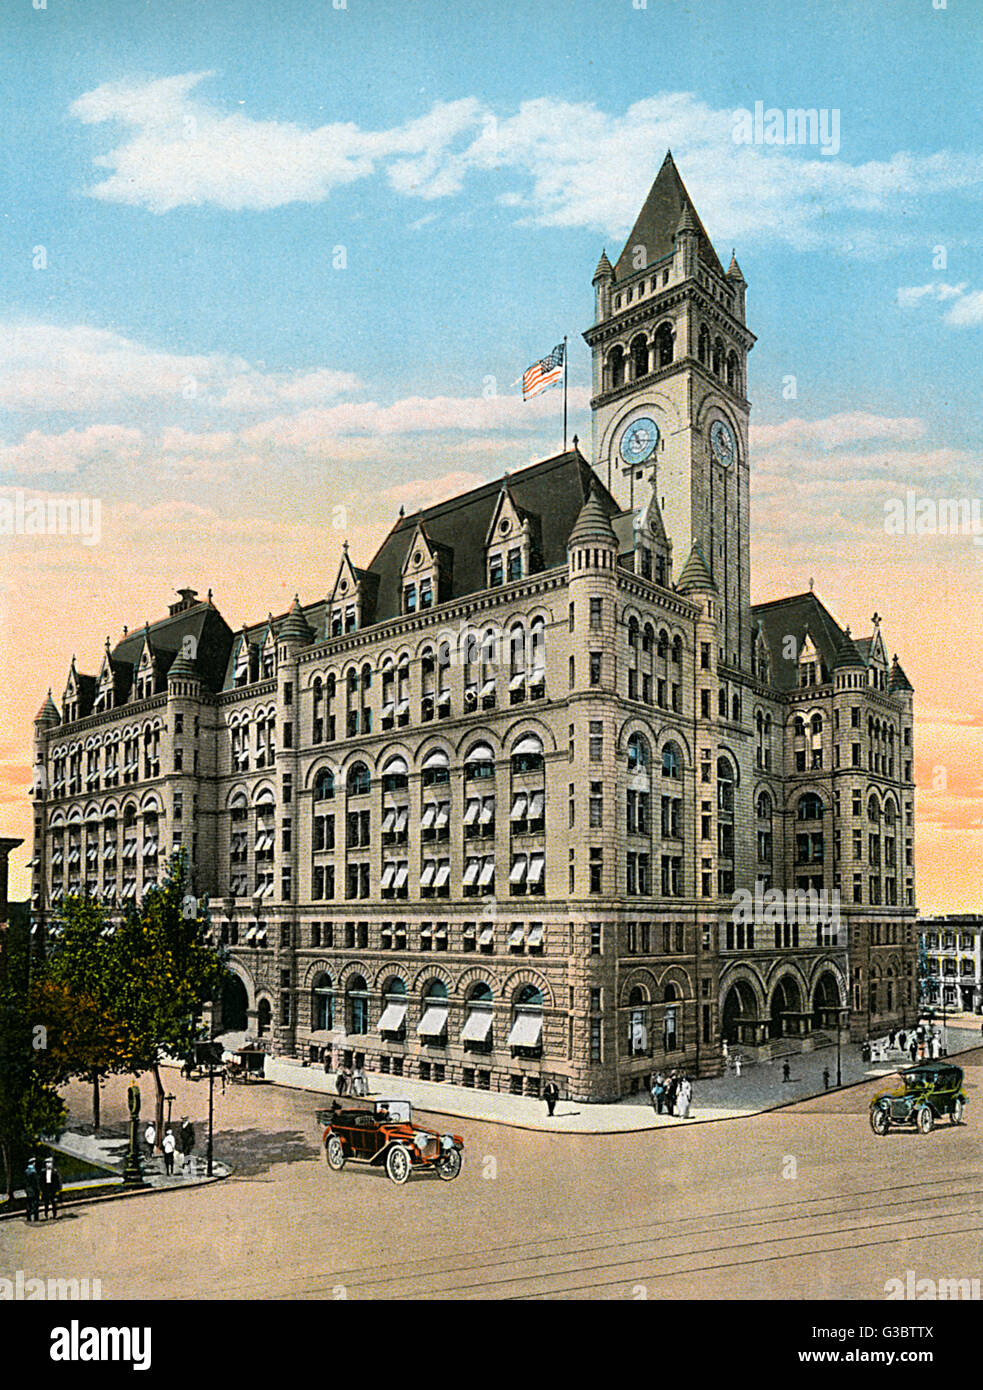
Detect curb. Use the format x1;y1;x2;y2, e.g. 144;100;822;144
0;1169;231;1222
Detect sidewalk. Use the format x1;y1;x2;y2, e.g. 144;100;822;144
264;1026;981;1134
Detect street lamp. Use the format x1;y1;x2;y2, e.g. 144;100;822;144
836;1004;845;1088
194;1040;224;1177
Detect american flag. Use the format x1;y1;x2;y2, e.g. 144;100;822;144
522;343;565;399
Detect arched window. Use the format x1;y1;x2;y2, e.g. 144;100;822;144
422;748;450;787
756;791;773;819
698;324;710;365
642;623;655;654
628;986;649;1056
465;742;495;780
508;983;544;1054
671;635;683;665
726;351;739;389
257;998;272;1037
712;337;724;376
314;768;335;801
630;334;649;380
717;756;735;813
346;975;369;1035
797;793;824;821
381;756;408;793
511;733;544;775
654;322;674;368
627;616;639;649
609;345;625;390
347;762;370;796
378;976;407;1038
793;716;806;738
657;629;669;660
661;742;681;779
810;713;823;736
311;973;333;1031
627;733;650;772
867;796;881;824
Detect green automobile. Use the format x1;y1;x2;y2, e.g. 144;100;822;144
869;1062;967;1135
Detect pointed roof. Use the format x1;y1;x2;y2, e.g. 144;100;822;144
167;649;199;681
36;690;60;724
592;249;614;282
726;251;745;283
613;152;724;282
833;625;865;670
567;480;618;547
279;594;315;645
676;542;717;594
890;654;914;692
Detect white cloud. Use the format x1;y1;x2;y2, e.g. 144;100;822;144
0;424;143;477
752;413;926;450
945;290;983;327
897;282;967;308
69;77;983;251
0;321;360;414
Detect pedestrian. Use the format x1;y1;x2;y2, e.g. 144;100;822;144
144;1121;156;1160
734;1054;742;1078
823;1067;830;1090
162;1126;176;1175
335;1068;348;1096
898;1031;906;1052
861;1040;871;1063
543;1080;559;1118
23;1158;40;1223
178;1117;196;1176
322;1048;331;1076
651;1072;665;1114
40;1157;62;1219
676;1076;692;1119
664;1071;679;1116
351;1063;366;1098
888;1030;896;1049
782;1060;791;1084
909;1039;918;1062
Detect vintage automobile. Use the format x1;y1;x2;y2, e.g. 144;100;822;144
869;1062;967;1135
318;1099;465;1184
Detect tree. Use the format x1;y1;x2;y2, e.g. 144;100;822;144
43;895;134;1129
0;929;65;1201
108;852;229;1145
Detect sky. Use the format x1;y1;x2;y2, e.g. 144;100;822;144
1;0;982;908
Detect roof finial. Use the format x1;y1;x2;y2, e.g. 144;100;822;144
872;611;881;627
207;587;213;603
572;433;579;449
398;505;405;518
809;576;814;591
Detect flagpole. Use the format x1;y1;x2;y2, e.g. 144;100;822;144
563;336;568;452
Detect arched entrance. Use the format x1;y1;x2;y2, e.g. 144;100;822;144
721;980;759;1045
769;974;802;1039
220;973;249;1032
812;971;841;1029
257;998;272;1037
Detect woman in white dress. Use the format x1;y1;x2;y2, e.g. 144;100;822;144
677;1077;692;1118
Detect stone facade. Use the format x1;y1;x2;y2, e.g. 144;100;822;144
28;154;917;1102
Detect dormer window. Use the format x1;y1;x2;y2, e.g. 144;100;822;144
419;578;433;610
404;584;417;614
638;547;652;579
345;604;357;633
507;548;522;582
331;609;343;637
262;647;275;679
489;553;504;587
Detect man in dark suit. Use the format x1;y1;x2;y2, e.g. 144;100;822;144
23;1158;40;1223
40;1157;62;1219
543;1081;559;1118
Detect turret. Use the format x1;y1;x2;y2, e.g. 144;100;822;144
592;249;614;323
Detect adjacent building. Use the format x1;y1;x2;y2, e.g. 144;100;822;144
919;915;982;1014
28;153;918;1100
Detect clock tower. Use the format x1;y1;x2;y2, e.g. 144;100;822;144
583;152;755;668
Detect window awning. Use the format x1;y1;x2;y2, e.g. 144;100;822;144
461;1007;494;1042
510;857;528;885
380;700;395;718
383;756;409;776
394;863;409;888
479;680;496;698
528;853;545;885
434;802;449;829
434;861;450;888
395;807;408;832
377;1001;407;1033
423;749;448;769
479;926;494;945
417;1005;449;1037
513;734;543;756
509;672;526;691
529;665;545;684
466;743;495;763
420;804;437;830
463;859;481;886
507;1011;543;1048
381;862;397;889
420;861;436;888
437;689;451;706
528;792;545;819
527;924;544;947
479;799;495;826
511;794;528;821
509;925;525;946
479;857;495;887
382;808;398;833
464;799;481;826
396;697;410;715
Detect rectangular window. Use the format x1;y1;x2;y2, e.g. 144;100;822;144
590;922;602;955
589;850;602;896
589;596;602;630
589;721;603;762
589;652;601;686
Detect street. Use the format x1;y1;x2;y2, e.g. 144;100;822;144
3;1050;981;1301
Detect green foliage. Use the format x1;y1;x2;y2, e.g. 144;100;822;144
0;932;66;1197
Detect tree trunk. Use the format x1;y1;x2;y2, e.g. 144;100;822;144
151;1062;165;1152
91;1073;101;1131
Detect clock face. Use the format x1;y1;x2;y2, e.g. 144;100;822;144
710;419;736;467
619;417;660;466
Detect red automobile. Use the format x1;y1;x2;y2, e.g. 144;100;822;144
318;1099;465;1185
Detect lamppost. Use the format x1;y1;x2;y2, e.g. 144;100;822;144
194;1040;224;1177
836;1004;845;1088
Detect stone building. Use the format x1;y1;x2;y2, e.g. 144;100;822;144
28;153;917;1100
919;915;982;1014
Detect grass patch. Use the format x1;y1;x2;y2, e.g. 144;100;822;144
35;1142;120;1185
